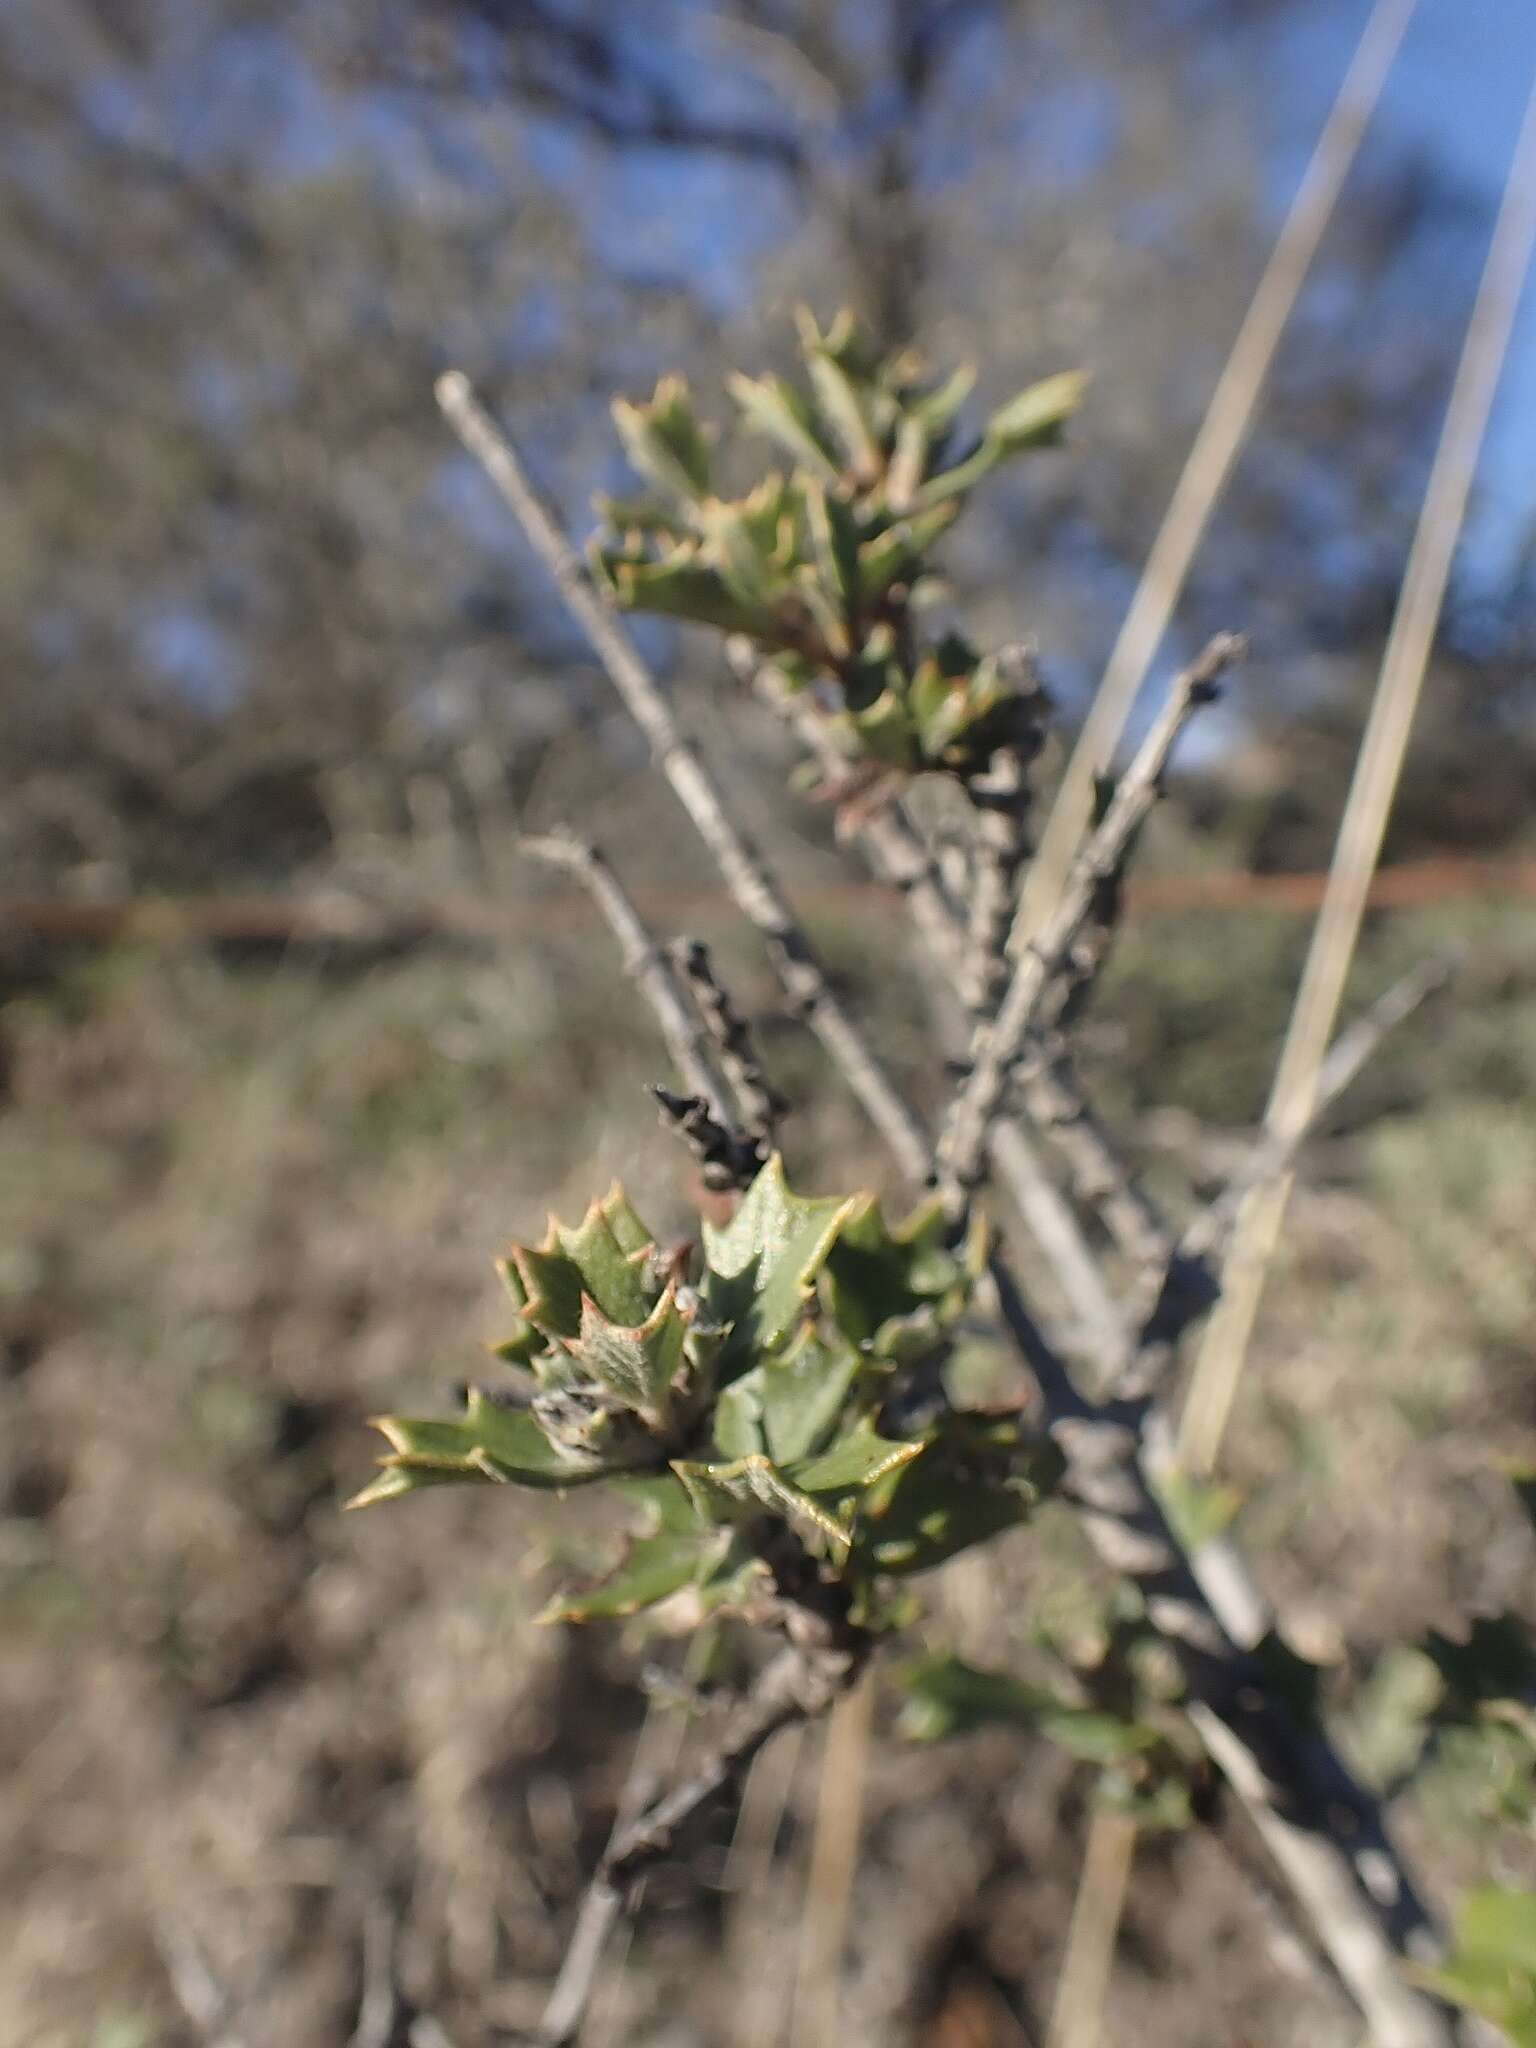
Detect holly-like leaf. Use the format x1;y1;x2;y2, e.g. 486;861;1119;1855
612;375;712;502
346;1390;602;1508
597;548;788;640
984;369;1087;451
571;1285;688;1421
710;1323;865;1468
805;346;883;479
855;1454;1029;1574
822;1193;985;1361
855;500;961;602
702;1154;858;1359
788;1415;923;1495
671;1452;853;1555
728;371;841;483
853;1413;1061;1575
541;1476;728;1623
511;1240;587;1341
759;1324;864;1467
557;1194;656;1325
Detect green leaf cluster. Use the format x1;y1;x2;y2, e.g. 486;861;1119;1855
351;1156;1059;1625
590;308;1079;781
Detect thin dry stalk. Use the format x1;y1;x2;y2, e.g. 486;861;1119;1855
1017;0;1418;940
1046;1808;1139;2048
1179;71;1536;1476
725;1723;807;2048
791;1670;876;2048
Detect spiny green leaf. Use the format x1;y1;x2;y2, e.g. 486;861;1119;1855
603;1187;657;1260
806;349;883;478
540;1476;725;1624
594;493;700;543
556;1197;655;1325
984;369;1087;451
711;1323;865;1468
803;479;861;615
512;1241;587;1340
854;1413;1060;1575
345;1462;484;1510
728;371;840;483
855;500;961;602
346;1390;601;1508
856;1457;1029;1574
600;550;789;640
759;1323;863;1467
612;375;712;501
823;1193;985;1356
671;1452;853;1554
572;1285;688;1419
702;1154;858;1359
789;1415;923;1495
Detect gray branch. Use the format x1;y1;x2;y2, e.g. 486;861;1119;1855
522;830;763;1188
937;634;1242;1204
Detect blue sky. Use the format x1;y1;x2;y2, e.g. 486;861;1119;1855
1271;0;1536;580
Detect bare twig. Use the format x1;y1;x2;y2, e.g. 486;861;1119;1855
522;830;763;1188
938;636;1241;1204
963;736;1035;1017
522;831;730;1114
668;936;788;1147
439;373;932;1184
